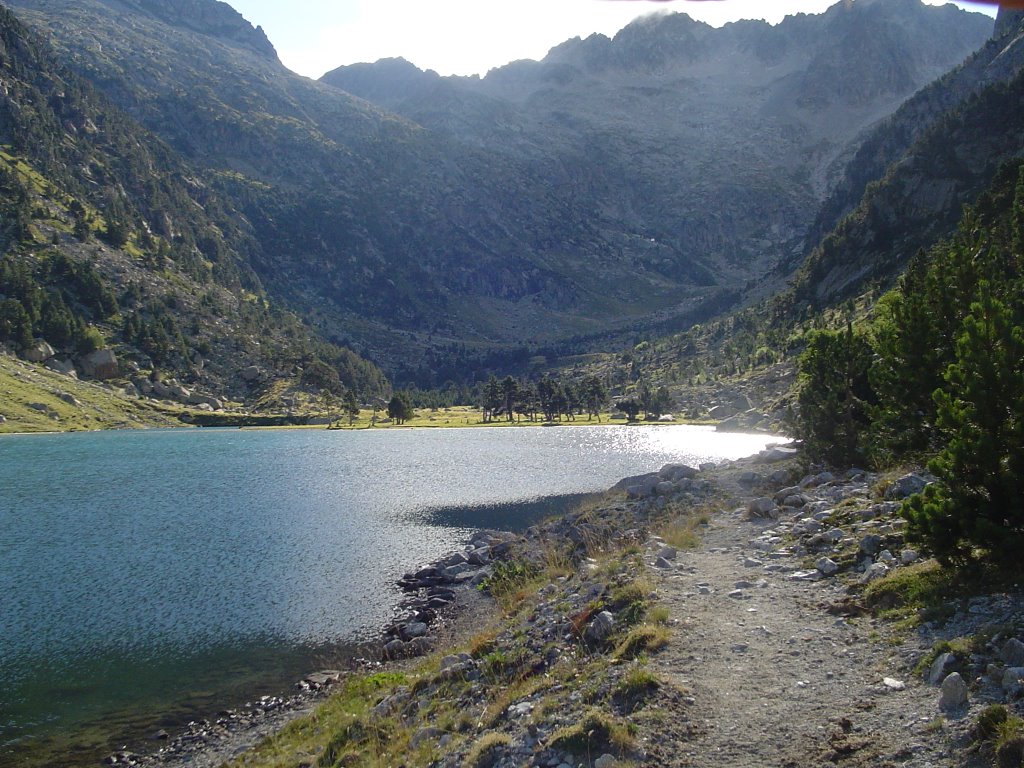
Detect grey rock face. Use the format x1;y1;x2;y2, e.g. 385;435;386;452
79;348;118;379
900;549;920;565
399;622;428;641
859;563;889;584
657;546;677;561
23;340;55;362
655;481;675;496
1003;667;1024;696
709;404;739;419
658;463;698;482
56;392;80;407
753;446;799;464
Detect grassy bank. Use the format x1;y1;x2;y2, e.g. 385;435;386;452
0;352;715;435
0;353;187;432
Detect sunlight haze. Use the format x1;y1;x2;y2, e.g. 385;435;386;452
226;0;999;79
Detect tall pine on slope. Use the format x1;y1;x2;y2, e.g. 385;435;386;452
903;287;1024;570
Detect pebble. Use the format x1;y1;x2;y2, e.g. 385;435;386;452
883;677;906;691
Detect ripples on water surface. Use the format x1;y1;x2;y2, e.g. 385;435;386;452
0;425;775;764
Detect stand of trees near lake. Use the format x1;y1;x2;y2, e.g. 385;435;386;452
794;160;1024;576
474;374;671;424
479;374;607;423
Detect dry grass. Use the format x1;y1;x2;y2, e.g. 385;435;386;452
547;709;634;756
463;732;511;768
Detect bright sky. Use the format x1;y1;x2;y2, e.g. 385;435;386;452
226;0;999;80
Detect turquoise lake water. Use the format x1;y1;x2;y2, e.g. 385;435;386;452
0;424;774;765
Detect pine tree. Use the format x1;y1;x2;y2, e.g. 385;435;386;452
903;287;1024;572
795;325;874;467
387;392;414;425
580;375;607;421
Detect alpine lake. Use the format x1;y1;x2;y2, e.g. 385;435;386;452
0;424;777;766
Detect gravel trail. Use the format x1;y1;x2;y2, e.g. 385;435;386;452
645;492;978;768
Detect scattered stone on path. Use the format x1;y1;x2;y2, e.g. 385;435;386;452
860;563;889;584
655;556;674;569
816;557;839;576
938;672;969;710
859;534;883;556
901;549;920;565
1001;638;1024;667
584;611;615;644
883;677;906;691
1002;667;1024;695
658;546;678;561
746;497;778;519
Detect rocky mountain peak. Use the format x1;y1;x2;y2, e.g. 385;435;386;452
119;0;278;60
995;8;1024;40
322;56;441;103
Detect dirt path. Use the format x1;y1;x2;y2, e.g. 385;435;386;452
646;502;966;768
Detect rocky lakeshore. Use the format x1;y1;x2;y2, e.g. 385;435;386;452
112;446;1024;768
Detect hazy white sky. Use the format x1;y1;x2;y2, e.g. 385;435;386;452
226;0;998;79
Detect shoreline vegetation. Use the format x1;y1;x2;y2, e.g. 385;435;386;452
0;351;730;435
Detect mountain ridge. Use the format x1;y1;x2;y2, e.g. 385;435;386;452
0;2;388;415
788;8;1024;306
0;0;996;384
